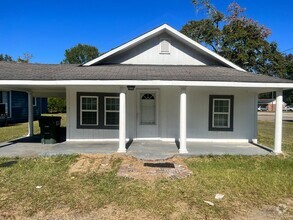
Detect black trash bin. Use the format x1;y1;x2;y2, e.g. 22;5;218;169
39;116;62;144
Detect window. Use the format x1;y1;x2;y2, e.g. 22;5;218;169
80;96;99;125
209;95;234;131
0;91;10;117
105;97;119;126
160;38;171;54
77;92;119;129
140;93;156;125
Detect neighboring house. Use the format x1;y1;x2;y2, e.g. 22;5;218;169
258;99;287;111
0;24;292;154
0;90;47;126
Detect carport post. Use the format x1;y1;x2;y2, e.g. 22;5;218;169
27;92;34;137
274;90;283;154
118;87;126;153
179;87;188;154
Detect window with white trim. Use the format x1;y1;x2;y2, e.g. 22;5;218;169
160;38;171;54
80;96;99;125
77;92;119;129
104;97;119;126
209;95;234;131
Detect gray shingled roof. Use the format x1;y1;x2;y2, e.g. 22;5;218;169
0;61;291;83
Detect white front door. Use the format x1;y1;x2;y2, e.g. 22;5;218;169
136;90;159;138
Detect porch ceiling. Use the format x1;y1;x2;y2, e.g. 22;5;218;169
0;85;66;98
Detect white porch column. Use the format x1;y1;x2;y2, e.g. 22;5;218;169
118;87;126;153
179;87;188;154
274;90;283;154
27;92;34;137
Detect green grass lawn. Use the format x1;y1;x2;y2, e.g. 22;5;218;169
0;113;66;143
0;117;292;219
258;120;293;156
0;155;292;219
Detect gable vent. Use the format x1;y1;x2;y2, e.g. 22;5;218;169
160;38;171;54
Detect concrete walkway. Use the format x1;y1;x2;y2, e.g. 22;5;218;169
0;136;273;159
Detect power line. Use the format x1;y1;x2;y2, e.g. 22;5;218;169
282;47;293;53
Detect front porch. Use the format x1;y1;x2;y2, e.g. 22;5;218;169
0;137;272;159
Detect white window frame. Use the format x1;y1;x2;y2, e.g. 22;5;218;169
80;96;99;126
33;97;37;106
104;96;119;126
159;38;171;54
140;92;157;125
212;98;231;128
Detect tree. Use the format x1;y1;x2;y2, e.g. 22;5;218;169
285;54;293;80
17;53;33;63
284;54;293;104
62;43;99;64
47;97;66;113
181;1;286;78
0;54;13;62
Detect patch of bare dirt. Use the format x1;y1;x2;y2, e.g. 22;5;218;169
68;154;121;174
0;204;158;220
68;154;192;181
234;198;293;220
117;156;192;181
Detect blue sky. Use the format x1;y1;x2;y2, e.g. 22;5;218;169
0;0;292;64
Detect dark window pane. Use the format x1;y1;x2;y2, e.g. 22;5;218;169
214;114;228;127
106;112;119;125
142;93;155;100
106;98;119;110
82;97;97;110
82;112;97;125
214;100;229;112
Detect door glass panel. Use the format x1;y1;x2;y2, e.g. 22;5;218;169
140;93;155;125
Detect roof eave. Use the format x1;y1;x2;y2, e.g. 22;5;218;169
0;80;292;89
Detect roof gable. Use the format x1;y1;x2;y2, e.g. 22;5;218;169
83;24;245;71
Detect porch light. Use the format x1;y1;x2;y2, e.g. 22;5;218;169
127;85;135;91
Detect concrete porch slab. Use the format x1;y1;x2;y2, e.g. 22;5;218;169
186;142;273;156
127;140;179;160
0;136;273;159
41;141;118;156
127;140;273;160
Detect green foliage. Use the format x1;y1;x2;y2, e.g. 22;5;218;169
47;98;66;113
284;54;293;104
17;53;33;63
182;1;286;78
285;54;293;80
62;43;99;64
0;54;13;62
0;53;33;63
181;20;221;52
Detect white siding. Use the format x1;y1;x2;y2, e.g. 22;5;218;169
67;86;257;142
66;86;121;140
100;33;222;66
186;88;256;140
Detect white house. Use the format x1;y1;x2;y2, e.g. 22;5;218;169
0;24;292;154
